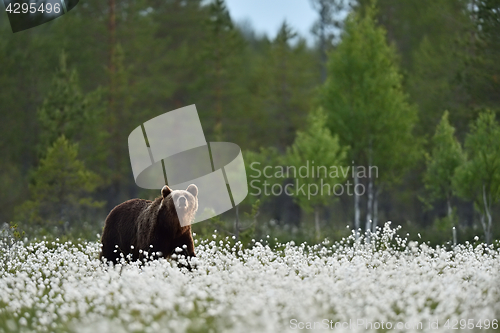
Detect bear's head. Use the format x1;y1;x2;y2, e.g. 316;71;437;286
161;184;198;227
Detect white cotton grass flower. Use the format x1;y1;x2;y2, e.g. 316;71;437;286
0;223;499;333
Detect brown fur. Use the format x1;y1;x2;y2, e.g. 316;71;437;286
99;185;198;267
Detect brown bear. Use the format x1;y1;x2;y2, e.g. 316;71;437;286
99;184;198;267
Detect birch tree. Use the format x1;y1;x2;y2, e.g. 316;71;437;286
423;111;465;225
320;4;420;238
453;110;500;244
286;108;348;241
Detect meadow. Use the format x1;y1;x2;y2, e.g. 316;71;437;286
1;223;499;333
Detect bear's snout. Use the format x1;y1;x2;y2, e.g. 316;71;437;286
178;196;187;208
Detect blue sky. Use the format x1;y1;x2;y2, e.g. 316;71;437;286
225;0;318;43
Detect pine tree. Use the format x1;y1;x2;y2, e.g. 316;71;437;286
37;52;101;154
310;0;354;81
253;22;318;151
467;0;500;112
202;0;244;141
104;43;134;209
14;136;104;232
37;51;105;166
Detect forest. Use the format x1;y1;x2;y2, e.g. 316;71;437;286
1;0;499;246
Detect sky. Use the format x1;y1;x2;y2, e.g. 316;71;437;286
224;0;318;44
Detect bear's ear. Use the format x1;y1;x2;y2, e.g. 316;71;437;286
186;184;198;197
161;185;172;198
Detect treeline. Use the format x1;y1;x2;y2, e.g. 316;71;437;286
0;0;499;244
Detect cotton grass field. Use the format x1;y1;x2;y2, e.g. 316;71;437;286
1;223;499;333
